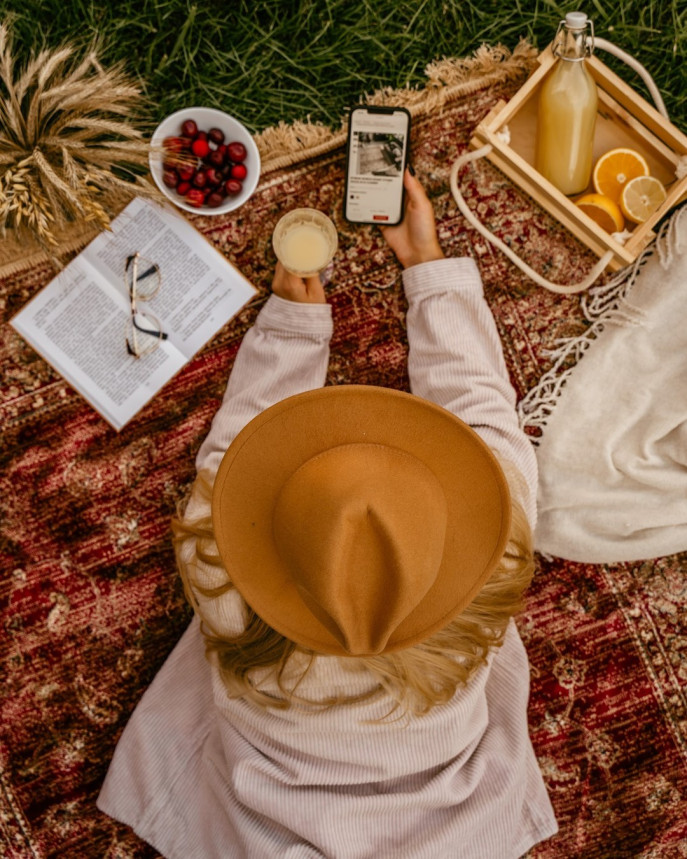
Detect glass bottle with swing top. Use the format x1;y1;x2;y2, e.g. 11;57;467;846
536;11;598;196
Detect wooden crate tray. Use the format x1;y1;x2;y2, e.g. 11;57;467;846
470;46;687;271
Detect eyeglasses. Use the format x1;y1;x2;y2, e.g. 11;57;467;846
125;253;168;358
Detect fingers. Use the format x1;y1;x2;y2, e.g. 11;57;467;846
403;166;433;210
271;261;292;296
402;164;422;194
271;262;326;304
403;164;418;192
304;274;326;303
379;167;420;237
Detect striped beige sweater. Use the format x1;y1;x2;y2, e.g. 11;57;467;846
97;258;557;858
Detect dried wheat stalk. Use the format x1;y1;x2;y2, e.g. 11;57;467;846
0;21;161;256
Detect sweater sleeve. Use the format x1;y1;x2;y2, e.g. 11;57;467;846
194;293;333;480
403;257;537;527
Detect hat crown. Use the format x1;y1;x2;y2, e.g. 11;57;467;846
273;444;448;655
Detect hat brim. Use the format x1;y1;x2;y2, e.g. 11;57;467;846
212;385;511;655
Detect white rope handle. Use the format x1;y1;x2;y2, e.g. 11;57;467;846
450;145;614;294
594;38;668;118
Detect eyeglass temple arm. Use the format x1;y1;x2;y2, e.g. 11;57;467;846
130;312;169;339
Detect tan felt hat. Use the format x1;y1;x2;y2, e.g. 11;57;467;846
212;385;511;656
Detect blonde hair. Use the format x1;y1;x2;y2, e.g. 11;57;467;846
173;465;534;718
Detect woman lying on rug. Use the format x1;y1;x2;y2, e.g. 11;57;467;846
97;170;557;858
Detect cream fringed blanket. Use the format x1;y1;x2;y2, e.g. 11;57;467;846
519;205;687;563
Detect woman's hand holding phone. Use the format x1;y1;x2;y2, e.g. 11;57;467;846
380;169;445;269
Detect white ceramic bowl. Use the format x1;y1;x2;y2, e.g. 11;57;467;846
149;106;261;215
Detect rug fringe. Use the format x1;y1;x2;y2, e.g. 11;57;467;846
255;40;538;172
423;40;538;89
518;204;687;437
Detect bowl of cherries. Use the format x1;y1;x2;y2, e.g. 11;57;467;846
149;107;261;214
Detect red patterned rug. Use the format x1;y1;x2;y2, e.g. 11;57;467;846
1;45;686;858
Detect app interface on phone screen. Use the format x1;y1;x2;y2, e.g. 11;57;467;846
346;110;408;223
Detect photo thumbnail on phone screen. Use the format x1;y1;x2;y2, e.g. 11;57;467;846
345;108;409;225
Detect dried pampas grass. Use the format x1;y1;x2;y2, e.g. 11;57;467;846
0;21;160;257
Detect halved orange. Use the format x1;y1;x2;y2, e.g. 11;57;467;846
592;148;650;203
576;193;625;233
619;175;667;224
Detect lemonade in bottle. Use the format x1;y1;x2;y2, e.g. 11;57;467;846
536;12;598;196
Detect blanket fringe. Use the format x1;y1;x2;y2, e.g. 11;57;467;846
255;40;538;172
518;203;687;437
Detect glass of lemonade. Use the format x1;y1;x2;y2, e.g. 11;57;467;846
272;208;338;277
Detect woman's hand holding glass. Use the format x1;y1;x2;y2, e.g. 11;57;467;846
271;261;327;304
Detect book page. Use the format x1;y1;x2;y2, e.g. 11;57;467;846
11;198;257;430
11;256;187;430
84;198;257;358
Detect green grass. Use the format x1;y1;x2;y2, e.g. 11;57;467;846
2;0;685;133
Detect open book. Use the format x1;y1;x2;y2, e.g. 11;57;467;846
11;198;257;430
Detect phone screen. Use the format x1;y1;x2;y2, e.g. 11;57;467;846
344;107;411;226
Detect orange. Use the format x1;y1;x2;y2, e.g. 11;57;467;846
619;175;667;224
592;148;650;203
576;193;625;233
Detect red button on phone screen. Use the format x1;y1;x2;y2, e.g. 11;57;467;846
373;215;389;221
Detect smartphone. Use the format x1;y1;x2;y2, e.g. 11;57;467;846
343;106;411;226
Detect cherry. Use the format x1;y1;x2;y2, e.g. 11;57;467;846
176;180;191;195
227;141;247;162
191;138;210;158
163;136;186;153
186;188;205;208
208;149;225;168
177;162;195;182
204;167;221;187
192;170;208;188
230;163;247;181
224;178;243;196
162;169;178;189
206;191;225;207
181;119;198;137
208;128;225;145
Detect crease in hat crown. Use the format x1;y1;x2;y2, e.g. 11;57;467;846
208;385;511;657
272;443;449;655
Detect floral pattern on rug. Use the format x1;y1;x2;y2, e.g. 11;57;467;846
1;68;685;859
